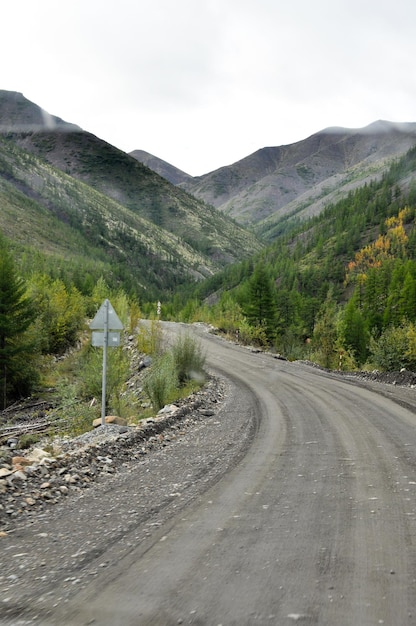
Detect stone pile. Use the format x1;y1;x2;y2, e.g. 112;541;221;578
0;377;225;531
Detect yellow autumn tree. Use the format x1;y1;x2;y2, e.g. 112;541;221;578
345;207;411;285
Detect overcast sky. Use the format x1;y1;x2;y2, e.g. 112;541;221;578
2;0;415;176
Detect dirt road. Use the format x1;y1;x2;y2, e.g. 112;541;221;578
2;324;416;625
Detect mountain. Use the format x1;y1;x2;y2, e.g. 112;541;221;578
186;143;416;367
129;149;193;185
0;90;81;133
0;91;262;297
131;120;416;241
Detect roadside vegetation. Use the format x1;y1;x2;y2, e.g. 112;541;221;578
169;147;416;372
0;232;207;436
2;146;416;426
143;335;206;412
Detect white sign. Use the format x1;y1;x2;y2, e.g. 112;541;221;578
89;299;124;426
90;299;123;330
92;331;121;347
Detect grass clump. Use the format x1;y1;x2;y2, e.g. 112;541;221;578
143;352;178;411
136;319;163;355
171;333;207;384
18;433;41;450
143;333;207;411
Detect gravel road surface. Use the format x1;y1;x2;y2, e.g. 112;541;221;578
2;322;416;625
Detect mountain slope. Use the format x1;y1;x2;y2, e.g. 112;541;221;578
0;91;262;298
184;121;416;223
185;145;416;365
0;90;262;270
132;121;416;240
0;136;229;297
0;90;80;133
129;149;193;185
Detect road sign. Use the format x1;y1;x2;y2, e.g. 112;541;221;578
90;299;123;330
89;299;124;426
92;331;121;347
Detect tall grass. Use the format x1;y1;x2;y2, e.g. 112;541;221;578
143;352;178;411
143;333;206;411
171;333;206;384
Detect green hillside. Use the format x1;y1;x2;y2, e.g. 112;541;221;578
0;90;262;300
2;127;262;270
0;134;262;300
2;89;416;411
179;146;416;371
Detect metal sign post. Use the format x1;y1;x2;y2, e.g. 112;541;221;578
89;299;123;426
101;300;109;426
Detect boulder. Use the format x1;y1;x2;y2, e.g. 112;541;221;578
12;456;32;467
27;448;52;463
158;404;179;415
92;416;128;428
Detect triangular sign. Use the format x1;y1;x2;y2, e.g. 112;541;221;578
89;299;124;330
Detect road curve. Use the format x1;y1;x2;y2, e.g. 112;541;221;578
45;325;416;624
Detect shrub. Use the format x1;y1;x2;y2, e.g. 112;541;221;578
143;352;178;411
62;402;99;438
369;324;412;371
236;318;268;347
49;378;100;437
77;344;130;407
171;333;206;384
136;319;163;355
18;433;41;450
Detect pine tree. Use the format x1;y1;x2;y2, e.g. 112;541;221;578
340;290;369;365
0;236;36;408
313;287;338;368
243;264;276;343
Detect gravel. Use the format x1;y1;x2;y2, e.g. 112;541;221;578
1;350;416;623
0;372;257;623
0;375;242;530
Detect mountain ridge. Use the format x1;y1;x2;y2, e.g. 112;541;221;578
129;149;193;185
0;90;262;298
0;90;81;133
130;120;416;240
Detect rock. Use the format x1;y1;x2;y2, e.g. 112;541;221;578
64;474;78;484
27;448;52;463
12;456;32;467
158;404;179;415
10;471;27;482
138;356;152;370
92;416;128;428
0;468;13;478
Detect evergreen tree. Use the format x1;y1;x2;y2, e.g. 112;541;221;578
312;287;338;368
340;290;369;365
0;236;37;408
243;264;277;343
399;268;416;321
